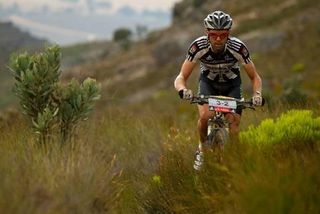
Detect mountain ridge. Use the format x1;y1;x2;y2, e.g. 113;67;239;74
1;4;172;45
0;21;46;65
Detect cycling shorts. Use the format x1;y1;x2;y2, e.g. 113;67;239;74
197;78;243;115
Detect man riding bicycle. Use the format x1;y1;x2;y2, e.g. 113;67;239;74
174;10;263;170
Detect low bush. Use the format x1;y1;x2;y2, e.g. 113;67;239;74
9;45;101;145
240;109;320;147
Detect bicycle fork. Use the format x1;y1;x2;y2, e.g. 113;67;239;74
207;113;227;143
206;118;221;148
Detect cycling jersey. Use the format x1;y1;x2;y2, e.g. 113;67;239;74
186;36;252;85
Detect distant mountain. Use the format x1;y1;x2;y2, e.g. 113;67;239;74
0;5;171;45
0;21;46;69
0;21;46;108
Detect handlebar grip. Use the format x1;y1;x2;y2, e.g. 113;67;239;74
250;97;266;106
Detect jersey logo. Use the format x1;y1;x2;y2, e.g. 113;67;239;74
205;55;213;61
240;46;249;57
225;55;234;61
189;44;198;54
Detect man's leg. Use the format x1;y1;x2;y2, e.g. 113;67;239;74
197;79;216;144
193;104;215;170
226;85;242;135
225;113;241;144
197;104;214;145
225;113;241;134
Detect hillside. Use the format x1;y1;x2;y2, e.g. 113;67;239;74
64;0;319;107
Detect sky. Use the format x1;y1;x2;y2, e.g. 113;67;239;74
0;0;182;14
0;0;182;45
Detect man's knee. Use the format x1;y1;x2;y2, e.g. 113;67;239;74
198;117;208;128
198;108;210;123
226;113;240;124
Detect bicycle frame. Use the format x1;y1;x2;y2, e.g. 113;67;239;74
207;111;228;144
191;95;256;161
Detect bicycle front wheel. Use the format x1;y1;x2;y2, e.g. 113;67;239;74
214;128;229;163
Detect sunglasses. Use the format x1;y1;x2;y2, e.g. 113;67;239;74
208;32;229;39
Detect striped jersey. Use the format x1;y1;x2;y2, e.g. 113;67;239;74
186;35;251;84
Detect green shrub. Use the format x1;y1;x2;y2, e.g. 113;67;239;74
55;78;101;144
240;109;320;147
113;28;133;50
9;45;101;145
113;28;132;42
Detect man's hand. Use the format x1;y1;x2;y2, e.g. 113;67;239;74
252;91;263;106
178;89;193;100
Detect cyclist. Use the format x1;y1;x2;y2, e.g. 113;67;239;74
174;10;263;170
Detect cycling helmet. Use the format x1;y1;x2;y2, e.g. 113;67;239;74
204;11;233;30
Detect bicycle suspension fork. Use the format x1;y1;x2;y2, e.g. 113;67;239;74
207;112;229;137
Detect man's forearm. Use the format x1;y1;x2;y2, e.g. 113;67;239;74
174;75;187;91
252;76;262;94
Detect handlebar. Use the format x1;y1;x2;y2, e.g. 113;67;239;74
190;95;265;110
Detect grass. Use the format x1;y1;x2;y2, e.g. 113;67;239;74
1;96;320;213
0;121;121;213
143;113;320;213
0;106;165;213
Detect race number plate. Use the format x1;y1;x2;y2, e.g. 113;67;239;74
208;98;237;112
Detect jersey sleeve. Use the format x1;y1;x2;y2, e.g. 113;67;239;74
186;42;200;62
227;37;252;64
186;36;208;62
238;44;252;64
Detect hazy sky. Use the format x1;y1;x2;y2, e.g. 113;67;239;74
0;0;182;44
1;0;182;13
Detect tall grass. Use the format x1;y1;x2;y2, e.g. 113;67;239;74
1;102;320;213
143;108;320;213
0;121;120;213
0;106;168;213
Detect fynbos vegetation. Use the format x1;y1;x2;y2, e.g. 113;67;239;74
240;110;320;147
9;45;101;145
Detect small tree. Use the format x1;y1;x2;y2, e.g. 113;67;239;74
9;45;101;145
113;27;133;50
113;27;132;42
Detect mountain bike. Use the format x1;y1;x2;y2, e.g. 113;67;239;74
191;95;262;166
